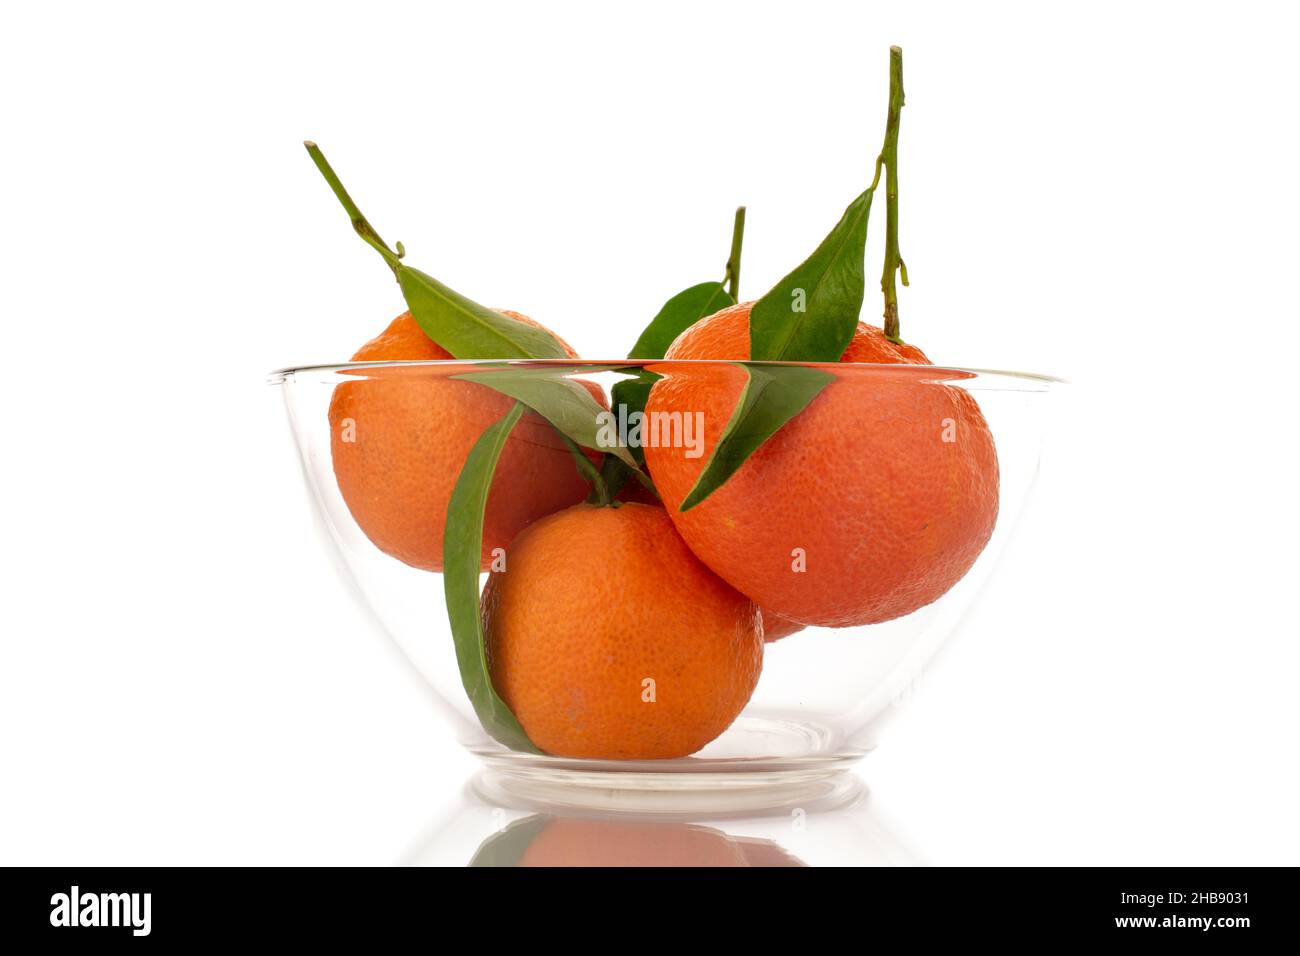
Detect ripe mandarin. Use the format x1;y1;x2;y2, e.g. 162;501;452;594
644;301;999;627
329;311;596;572
483;502;763;759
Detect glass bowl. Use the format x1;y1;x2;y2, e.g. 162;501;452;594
270;359;1059;805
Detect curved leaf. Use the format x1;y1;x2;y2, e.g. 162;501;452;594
443;403;538;753
398;265;571;359
302;143;571;361
627;281;735;360
680;365;833;511
608;369;662;469
748;188;874;361
453;366;642;473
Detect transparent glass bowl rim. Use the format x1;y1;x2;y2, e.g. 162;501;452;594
267;359;1065;390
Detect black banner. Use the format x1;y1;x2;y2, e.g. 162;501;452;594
0;866;1288;944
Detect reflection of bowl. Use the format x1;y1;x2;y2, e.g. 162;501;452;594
271;360;1060;794
404;771;917;866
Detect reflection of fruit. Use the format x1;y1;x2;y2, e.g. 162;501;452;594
471;814;807;866
329;311;596;571
733;836;807;866
483;502;763;759
520;819;749;867
646;302;999;628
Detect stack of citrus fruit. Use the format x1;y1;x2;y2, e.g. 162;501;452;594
301;46;1001;761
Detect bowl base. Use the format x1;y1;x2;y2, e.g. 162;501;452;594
472;762;863;816
471;747;867;817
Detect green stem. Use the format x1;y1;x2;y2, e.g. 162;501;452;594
592;456;637;503
558;431;610;505
878;47;906;342
303;141;404;279
724;206;746;300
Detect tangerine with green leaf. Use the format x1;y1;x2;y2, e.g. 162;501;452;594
329;311;597;571
644;301;999;627
304;144;607;572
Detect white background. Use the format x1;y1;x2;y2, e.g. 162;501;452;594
2;1;1298;865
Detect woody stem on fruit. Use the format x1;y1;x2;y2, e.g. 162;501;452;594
878;46;907;343
304;141;405;279
724;206;746;300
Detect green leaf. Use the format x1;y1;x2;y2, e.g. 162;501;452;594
443;402;539;753
679;365;834;511
617;278;730;476
302;143;571;361
398;265;571;359
748;187;875;361
608;212;741;496
609;369;662;468
627;281;735;360
661;191;875;509
589;454;658;504
453;366;642;474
